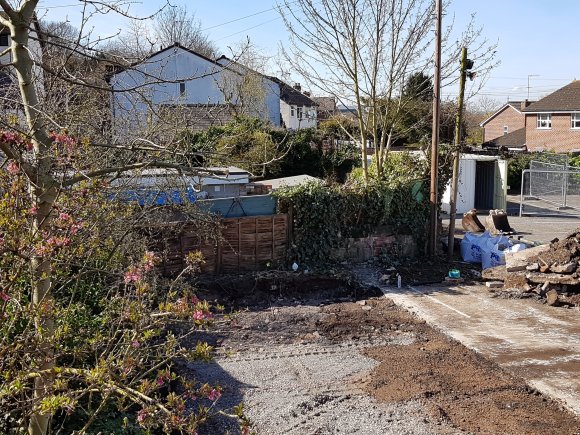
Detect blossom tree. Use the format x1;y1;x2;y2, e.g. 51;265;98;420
0;1;251;434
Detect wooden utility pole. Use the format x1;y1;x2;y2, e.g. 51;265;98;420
428;0;442;257
447;47;469;260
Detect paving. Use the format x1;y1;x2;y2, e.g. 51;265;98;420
371;280;580;416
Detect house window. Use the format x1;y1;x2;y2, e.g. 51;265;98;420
503;126;508;135
537;114;551;129
0;34;8;46
178;82;186;97
572;113;580;129
290;105;295;117
297;107;303;119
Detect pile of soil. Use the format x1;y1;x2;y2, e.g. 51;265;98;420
529;229;580;265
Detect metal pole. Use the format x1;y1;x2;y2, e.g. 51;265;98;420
429;0;442;257
447;47;468;260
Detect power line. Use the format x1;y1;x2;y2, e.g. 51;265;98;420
201;1;298;32
216;16;282;41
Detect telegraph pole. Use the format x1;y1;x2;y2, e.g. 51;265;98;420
428;0;442;257
447;47;471;260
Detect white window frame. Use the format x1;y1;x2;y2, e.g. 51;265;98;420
290;105;295;117
503;126;508;135
571;113;580;129
297;107;303;119
537;113;551;129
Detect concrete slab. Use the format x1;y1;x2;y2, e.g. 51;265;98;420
379;284;580;416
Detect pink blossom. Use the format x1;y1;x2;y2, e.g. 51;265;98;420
124;266;142;284
6;161;19;174
0;292;10;302
208;388;221;401
192;310;206;321
131;340;140;348
136;409;148;423
141;251;158;272
28;206;38;215
59;212;72;222
190;295;200;305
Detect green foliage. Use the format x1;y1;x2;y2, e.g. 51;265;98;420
274;179;429;265
506;153;535;191
180;117;360;181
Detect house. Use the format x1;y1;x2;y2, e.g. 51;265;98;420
480;101;530;147
108;43;281;134
215;55;281;126
521;80;580;153
312;96;337;125
272;80;317;130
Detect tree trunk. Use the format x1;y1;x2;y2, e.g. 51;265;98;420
7;10;56;435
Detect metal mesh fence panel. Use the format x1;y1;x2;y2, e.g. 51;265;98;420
520;155;580;215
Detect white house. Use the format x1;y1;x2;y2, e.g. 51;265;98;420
275;80;317;129
108;43;281;132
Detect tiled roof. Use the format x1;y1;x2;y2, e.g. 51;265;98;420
484;127;526;148
522;81;580;112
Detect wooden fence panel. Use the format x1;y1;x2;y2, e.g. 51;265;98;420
160;214;288;275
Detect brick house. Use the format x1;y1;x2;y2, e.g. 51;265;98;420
480;101;530;146
521;80;580;152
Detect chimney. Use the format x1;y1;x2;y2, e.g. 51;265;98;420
521;100;531;110
293;83;301;92
304;91;311;97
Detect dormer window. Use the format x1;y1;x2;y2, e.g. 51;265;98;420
0;34;8;46
537;114;551;129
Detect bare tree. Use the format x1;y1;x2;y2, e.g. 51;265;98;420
155;4;217;58
278;0;498;182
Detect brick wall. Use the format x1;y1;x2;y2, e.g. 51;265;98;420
525;113;580;152
483;105;525;142
334;233;416;262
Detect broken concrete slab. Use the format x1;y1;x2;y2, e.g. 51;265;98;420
526;263;539;272
551;262;577;274
546;289;560;306
482;265;506;281
505;244;550;272
525;273;579;286
485;281;504;289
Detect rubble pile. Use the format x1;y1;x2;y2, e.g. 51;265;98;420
482;229;580;307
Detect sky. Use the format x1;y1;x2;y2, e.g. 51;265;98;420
34;0;580;107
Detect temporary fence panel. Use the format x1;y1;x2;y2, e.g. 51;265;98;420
520;156;580;216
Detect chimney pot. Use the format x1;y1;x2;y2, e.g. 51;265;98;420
521;100;531;110
293;83;301;91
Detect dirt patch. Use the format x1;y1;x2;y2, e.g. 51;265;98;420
361;320;580;435
197;278;580;434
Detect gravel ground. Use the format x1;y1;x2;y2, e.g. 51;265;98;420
184;273;580;434
190;302;460;435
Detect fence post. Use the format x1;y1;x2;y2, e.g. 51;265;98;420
519;169;526;217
